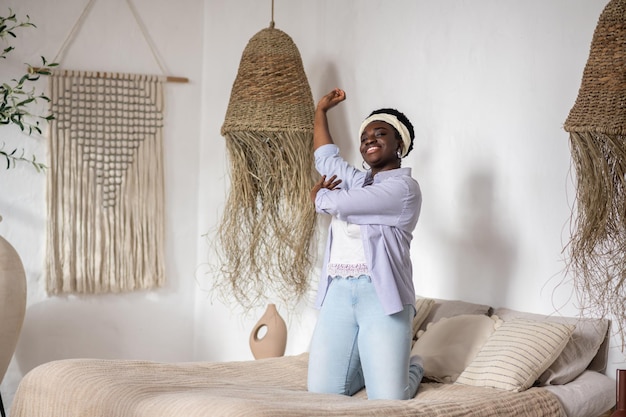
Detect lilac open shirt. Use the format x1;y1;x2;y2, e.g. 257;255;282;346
313;144;422;315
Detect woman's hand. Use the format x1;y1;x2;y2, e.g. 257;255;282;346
316;88;346;113
311;175;342;203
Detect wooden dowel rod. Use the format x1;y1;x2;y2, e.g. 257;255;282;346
29;67;189;83
166;76;189;83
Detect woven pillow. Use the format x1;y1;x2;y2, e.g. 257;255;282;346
411;314;502;383
411;297;435;346
494;307;610;385
455;319;574;392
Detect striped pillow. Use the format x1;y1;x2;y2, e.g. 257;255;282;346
455;319;574;392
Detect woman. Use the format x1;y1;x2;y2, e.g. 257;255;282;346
307;88;423;400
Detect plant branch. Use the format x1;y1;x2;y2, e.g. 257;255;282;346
0;142;46;171
1;8;57;171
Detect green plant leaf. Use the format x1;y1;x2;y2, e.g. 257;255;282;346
1;8;55;172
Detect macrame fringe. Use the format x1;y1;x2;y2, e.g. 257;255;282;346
46;70;166;294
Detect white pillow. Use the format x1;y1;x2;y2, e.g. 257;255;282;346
411;314;502;383
455;319;574;392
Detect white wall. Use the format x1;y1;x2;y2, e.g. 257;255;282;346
0;0;204;409
1;0;623;412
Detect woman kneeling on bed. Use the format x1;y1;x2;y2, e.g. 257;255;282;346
308;88;424;400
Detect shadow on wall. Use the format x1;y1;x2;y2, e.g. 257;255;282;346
445;168;517;304
15;296;193;376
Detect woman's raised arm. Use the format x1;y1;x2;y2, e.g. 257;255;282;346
313;88;346;150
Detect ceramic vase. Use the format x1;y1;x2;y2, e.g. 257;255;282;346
0;233;27;385
249;304;287;359
611;369;626;417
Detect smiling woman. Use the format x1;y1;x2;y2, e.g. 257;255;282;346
359;109;415;174
307;88;423;400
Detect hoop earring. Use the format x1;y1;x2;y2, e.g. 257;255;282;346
362;160;370;170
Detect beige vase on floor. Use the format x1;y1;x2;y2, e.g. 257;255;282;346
0;229;27;387
249;304;287;359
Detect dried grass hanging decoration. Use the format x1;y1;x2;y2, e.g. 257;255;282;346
564;0;626;349
216;18;316;310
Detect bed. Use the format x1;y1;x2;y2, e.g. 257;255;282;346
9;298;616;417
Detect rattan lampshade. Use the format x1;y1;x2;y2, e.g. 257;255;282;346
216;24;316;310
564;0;626;135
221;24;314;134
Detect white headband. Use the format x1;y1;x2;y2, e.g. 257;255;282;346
358;113;412;158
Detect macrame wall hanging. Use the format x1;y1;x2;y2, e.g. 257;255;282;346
563;0;626;348
45;0;187;294
214;2;316;310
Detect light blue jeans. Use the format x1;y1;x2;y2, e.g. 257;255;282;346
307;275;421;400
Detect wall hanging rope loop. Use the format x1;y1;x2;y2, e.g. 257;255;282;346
49;0;187;82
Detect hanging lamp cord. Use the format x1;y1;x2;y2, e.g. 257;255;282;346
270;0;275;28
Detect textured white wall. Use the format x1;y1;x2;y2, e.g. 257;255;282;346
1;0;623;412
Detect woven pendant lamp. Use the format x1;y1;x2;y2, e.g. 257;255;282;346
221;23;315;134
563;0;626;348
216;21;316;309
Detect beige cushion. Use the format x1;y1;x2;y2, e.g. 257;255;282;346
455;319;574;392
494;308;610;385
411;314;502;383
411;297;435;346
419;298;493;332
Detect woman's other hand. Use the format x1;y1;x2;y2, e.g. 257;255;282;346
311;175;342;203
